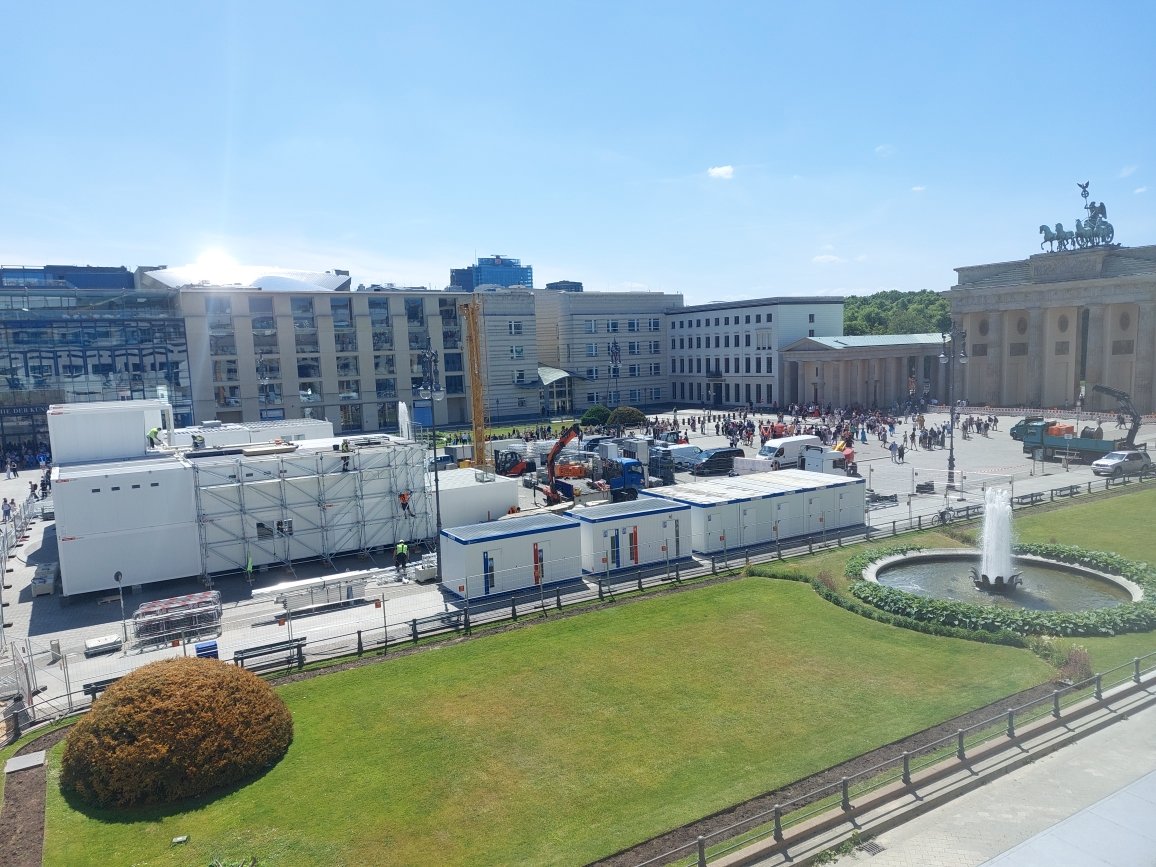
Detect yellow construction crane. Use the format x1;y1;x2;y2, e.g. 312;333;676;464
458;297;492;471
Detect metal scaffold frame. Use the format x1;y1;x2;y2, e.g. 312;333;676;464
190;439;431;582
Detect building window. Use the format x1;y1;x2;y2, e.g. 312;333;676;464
745;315;750;324
445;375;464;394
628;341;641;355
512;369;526;384
745;334;751;347
649;318;660;331
671;338;676;350
755;314;761;323
606;320;620;332
585;320;597;334
724;335;730;348
205;296;231;314
629;388;640;403
808;329;814;337
808;313;815;323
405;298;425;326
628;364;640;377
1008;342;1029;357
510;345;524;359
587;392;597;404
331;297;353;329
755;357;761;373
745;357;751;373
586;367;599;380
586;343;598;357
766;356;773;372
627;318;640;332
508;321;523;336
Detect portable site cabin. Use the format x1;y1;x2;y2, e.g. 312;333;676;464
168;418;335;449
440;513;581;601
723;470;866;543
434;467;519;529
639;471;865;555
54;454;201;595
47;399;175;464
571;497;691;575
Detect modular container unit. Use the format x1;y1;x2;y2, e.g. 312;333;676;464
47;399;174;464
571;497;691;575
54;456;201;594
639;471;865;554
169;418;335;449
440;513;581;601
435;468;519;529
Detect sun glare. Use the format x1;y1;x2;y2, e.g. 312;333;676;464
192;247;241;284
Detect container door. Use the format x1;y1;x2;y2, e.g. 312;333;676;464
673;519;681;559
629;526;639;564
609;529;621;568
741;506;757;548
532;542;545;586
483;549;498;595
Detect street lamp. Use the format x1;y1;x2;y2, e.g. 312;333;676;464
939;329;968;490
418;341;445;584
113;570;128;651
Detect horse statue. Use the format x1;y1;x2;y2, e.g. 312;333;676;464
1053;222;1075;251
1075;218;1115;247
1039;224;1058;251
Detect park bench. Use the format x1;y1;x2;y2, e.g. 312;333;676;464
915;481;935;495
82;676;122;699
233;637;307;671
1013;492;1045;506
1055;484;1081;498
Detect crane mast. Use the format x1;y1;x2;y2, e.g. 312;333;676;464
459;297;492;471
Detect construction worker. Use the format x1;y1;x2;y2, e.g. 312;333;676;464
147;426;161;448
394;539;409;573
398;489;414;517
340;439;351;472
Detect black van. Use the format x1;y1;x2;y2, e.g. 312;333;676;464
689;447;744;476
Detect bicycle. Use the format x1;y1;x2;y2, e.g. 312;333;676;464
932;506;959;526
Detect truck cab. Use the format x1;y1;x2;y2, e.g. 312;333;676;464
1009;417;1049;441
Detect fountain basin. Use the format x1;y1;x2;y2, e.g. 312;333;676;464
863;549;1142;613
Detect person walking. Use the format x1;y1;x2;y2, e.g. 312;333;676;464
2;498;10;523
889;440;899;463
897;443;905;463
28;481;38;501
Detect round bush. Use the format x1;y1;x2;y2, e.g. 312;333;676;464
580;404;610;426
61;657;293;808
607;406;647;428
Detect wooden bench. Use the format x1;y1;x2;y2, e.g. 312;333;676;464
233;638;307;671
82;676;122;699
1013;491;1045;506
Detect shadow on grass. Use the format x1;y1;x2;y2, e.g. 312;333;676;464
57;758;286;825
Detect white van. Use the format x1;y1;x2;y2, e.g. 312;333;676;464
756;434;822;470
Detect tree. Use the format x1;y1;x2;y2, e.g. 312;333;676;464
843;290;950;336
580;404;610;426
607;406;647;428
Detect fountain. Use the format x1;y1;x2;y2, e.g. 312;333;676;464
970;488;1022;592
863;486;1141;613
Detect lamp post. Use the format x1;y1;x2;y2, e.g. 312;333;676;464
939;329;968;490
418;341;445;584
113;570;127;652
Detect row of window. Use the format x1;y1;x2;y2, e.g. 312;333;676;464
584;341;661;357
583;363;664;380
211;352;465;384
672;311;819;329
672;356;774;375
583;318;662;334
672;331;778;351
671;380;774;405
584;387;663;404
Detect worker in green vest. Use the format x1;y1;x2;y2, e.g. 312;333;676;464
147;426;161;448
394;539;409;573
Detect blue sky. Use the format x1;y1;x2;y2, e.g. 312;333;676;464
3;2;1153;305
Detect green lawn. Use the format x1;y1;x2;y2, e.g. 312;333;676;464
44;579;1049;867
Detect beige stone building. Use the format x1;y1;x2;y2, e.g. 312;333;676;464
950;244;1156;413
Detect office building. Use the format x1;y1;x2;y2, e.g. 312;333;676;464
0;265;191;451
450;254;533;292
667;298;843;409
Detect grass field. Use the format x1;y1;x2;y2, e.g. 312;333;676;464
43;579;1050;867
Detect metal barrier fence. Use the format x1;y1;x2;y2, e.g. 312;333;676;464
637;649;1156;867
0;494;44;652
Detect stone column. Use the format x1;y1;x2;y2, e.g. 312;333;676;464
1026;307;1045;408
985;312;1003;407
1084;304;1106;408
1135;303;1156;414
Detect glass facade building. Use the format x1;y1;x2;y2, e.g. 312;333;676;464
0;266;191;452
449;255;533;292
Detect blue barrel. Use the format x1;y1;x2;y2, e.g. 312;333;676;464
195;640;219;660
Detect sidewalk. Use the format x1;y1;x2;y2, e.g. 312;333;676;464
826;694;1156;867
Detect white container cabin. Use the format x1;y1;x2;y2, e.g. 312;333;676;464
639;471;865;554
440;513;581;601
571;497;691;575
47;399;175;464
168;418;335;449
435;467;519;529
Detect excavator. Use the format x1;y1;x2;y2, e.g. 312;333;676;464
539;423;583;506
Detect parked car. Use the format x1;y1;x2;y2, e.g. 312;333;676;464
428;454;455;472
688;447;744;476
1090;449;1152;477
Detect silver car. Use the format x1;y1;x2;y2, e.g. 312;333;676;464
1090;449;1152;477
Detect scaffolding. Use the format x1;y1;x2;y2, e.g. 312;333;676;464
189;437;430;582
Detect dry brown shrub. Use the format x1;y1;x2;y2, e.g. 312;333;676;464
61;657;293;808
